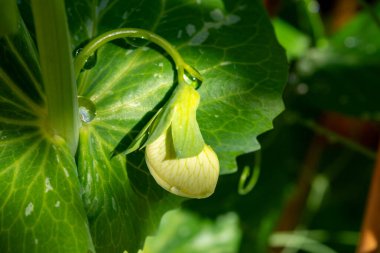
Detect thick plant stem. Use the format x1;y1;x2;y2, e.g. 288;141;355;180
357;140;380;253
31;0;79;154
0;0;18;35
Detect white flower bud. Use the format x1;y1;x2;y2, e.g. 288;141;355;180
145;129;219;198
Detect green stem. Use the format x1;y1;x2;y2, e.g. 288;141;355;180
74;28;199;84
302;0;328;48
0;0;18;35
31;0;79;154
300;118;376;159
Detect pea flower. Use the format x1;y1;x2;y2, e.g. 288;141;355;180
125;83;219;198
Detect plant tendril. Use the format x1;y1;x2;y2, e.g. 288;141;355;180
238;151;261;195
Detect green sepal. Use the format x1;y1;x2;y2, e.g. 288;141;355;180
170;84;205;158
144;100;175;147
123;108;162;155
125;83;205;159
121;93;175;156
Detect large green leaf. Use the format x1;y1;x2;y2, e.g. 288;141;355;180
67;0;287;252
0;128;94;253
0;20;94;253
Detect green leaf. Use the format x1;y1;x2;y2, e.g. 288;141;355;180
78;123;182;253
272;18;311;60
141;209;241;253
0;129;95;253
0;11;94;253
294;4;380;119
67;0;287;252
70;0;287;171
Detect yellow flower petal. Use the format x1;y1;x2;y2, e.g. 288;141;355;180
145;130;219;198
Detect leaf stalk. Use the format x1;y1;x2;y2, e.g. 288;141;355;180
31;0;79;154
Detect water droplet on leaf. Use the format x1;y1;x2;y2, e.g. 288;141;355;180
183;66;203;89
78;96;96;123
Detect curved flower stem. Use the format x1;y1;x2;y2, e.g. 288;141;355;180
74;28;197;84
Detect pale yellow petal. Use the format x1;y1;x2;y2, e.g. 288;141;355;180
145;131;219;198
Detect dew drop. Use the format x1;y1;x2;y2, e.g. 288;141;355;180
125;37;150;48
78;96;96;123
74;46;98;70
183;66;203;89
74;47;82;57
25;202;34;216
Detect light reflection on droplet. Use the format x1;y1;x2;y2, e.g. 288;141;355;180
183;66;203;89
78;96;96;123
